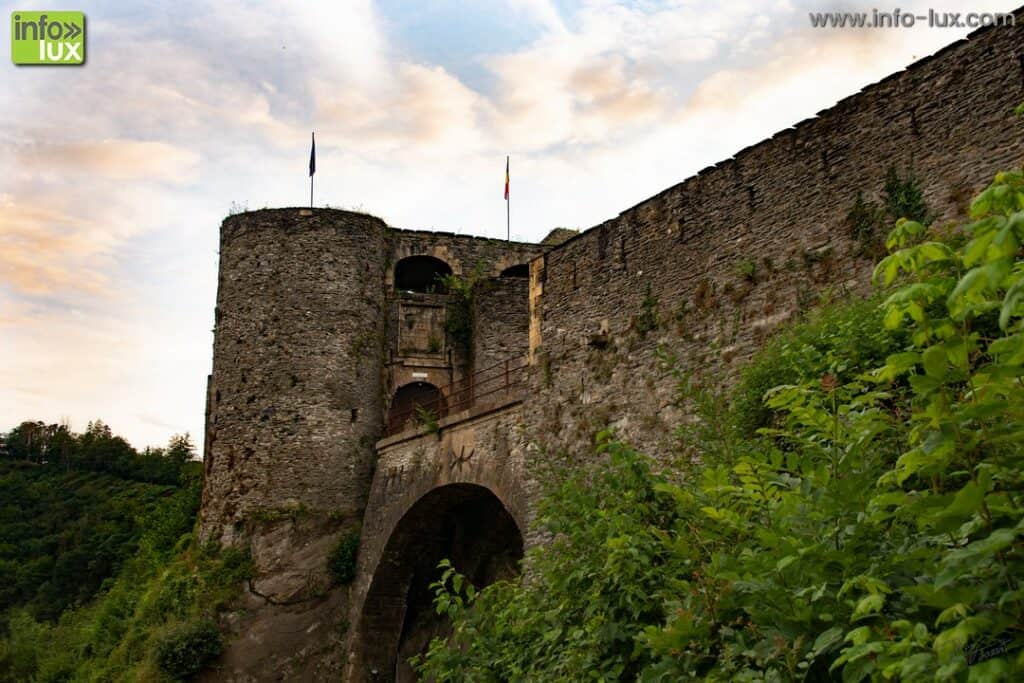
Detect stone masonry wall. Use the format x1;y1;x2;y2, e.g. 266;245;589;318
385;232;544;430
527;18;1024;464
202;209;389;543
386;230;538;287
472;276;531;404
384;231;541;403
473;276;530;372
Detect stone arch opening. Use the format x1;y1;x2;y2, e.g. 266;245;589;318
499;263;529;278
357;484;523;682
394;255;452;294
388;382;445;434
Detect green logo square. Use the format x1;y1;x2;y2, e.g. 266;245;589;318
11;11;85;65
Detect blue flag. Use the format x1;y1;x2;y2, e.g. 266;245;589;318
309;132;316;177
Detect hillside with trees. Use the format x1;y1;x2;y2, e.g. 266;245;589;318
0;422;196;621
0;421;250;681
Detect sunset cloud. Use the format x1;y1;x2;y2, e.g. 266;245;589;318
0;200;110;296
13;139;199;183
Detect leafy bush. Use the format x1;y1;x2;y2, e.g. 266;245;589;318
415;435;674;680
735;258;758;282
328;533;360;586
0;610;49;681
0;424;249;682
154;619;223;679
846;191;884;256
0;541;251;681
416;168;1024;681
881;165;929;226
729;295;905;437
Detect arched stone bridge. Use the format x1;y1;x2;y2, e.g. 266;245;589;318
345;395;534;681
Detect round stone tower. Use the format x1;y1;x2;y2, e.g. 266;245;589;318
200;208;388;545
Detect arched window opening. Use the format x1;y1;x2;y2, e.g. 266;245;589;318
499;263;529;278
394;256;453;294
388;382;445;434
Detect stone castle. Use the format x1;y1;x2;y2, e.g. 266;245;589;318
198;14;1024;682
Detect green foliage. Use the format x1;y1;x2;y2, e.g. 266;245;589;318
634;283;661;337
417;168;1024;681
139;468;203;560
415;405;441;434
882;165;929;226
415;433;675;681
0;609;51;681
0;423;250;682
440;262;489;348
327;533;360;586
735;258;758;282
846;167;930;257
1;420;193;485
730;295;906;437
846;191;885;256
155;618;223;680
0;537;251;681
0;426;200;621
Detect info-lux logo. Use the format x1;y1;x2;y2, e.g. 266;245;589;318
11;11;85;65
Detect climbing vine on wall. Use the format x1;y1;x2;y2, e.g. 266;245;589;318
633;283;660;337
440;262;489;349
846;165;930;257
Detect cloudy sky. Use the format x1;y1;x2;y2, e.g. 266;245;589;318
1;0;1017;448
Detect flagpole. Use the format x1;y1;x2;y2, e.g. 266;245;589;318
506;155;510;242
310;175;313;209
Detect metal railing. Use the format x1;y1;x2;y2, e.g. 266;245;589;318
386;357;529;436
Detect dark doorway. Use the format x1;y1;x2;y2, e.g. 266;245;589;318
357;485;524;682
394;256;453;293
499;263;529;278
387;382;444;434
395;492;521;681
